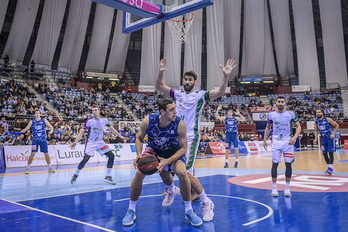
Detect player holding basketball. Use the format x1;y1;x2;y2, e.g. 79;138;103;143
313;109;339;174
122;99;203;227
156;57;236;220
215;105;246;168
263;96;301;197
70;105;125;185
21;109;55;174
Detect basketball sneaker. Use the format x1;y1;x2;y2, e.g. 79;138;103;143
185;209;203;226
163;187;168;197
162;186;180;206
284;188;292;197
234;161;238;168
122;209;136;226
201;199;214;222
104;176;116;185
25;168;30;175
48;167;55;173
326;167;333;175
224;162;229;168
71;174;78;184
271;188;279;197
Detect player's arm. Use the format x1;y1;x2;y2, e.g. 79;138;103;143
70;128;85;149
327;117;339;139
214;105;225;121
159;120;187;171
44;119;54;134
209;59;237;100
313;124;319;144
263;122;272;149
134;116;149;168
109;126;126;141
235;109;246;122
289;121;301;145
155;57;171;97
20;120;32;134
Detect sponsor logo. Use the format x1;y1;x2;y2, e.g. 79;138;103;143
110;144;123;157
57;150;84;159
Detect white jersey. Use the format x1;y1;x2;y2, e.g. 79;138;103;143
83;117;111;143
170;89;209;138
267;110;298;141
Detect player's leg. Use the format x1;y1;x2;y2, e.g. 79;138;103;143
185;138;200;202
224;134;231;168
25;141;39;174
283;143;295;197
187;173;214;222
232;134;239;168
122;170;146;226
271;140;282;197
173;160;202;227
103;150;116;184
41;141;55;173
326;138;335;174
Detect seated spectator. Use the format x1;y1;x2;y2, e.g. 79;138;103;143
12;134;25;145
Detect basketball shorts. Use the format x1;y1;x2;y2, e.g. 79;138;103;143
147;147;186;172
321;137;336;153
225;133;239;149
32;139;49;153
271;139;294;163
84;140;110;157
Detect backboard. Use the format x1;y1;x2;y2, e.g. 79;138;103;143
91;0;213;33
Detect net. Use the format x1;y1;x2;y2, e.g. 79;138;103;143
166;12;195;44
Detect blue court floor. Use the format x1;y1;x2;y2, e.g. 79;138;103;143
1;149;348;232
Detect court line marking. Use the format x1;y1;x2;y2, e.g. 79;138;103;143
114;194;273;226
0;198;116;232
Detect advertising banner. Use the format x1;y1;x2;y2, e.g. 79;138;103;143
55;145;99;164
4;145;57;168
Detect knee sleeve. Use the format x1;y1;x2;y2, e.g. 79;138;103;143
78;155;90;170
322;152;330;164
271;163;279;179
328;152;334;164
105;151;115;168
285;162;292;179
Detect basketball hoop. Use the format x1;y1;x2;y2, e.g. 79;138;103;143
166;12;195;44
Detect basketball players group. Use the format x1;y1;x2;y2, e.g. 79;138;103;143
22;57;339;227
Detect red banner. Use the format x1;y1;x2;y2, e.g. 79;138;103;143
205;142;231;155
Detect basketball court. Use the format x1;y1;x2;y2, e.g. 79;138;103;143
1;148;348;231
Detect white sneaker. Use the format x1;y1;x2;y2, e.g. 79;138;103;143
48;167;55;173
104;176;116;185
25;168;30;175
162;186;180;207
284;188;292;197
201;199;214;222
271;188;279;197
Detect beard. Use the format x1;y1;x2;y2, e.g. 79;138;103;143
277;105;284;111
184;84;194;92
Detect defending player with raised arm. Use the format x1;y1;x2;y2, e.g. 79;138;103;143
155;57;235;218
70;105;125;185
313;109;339;174
21;109;55;174
263;96;301;197
215;105;246;168
122;98;203;227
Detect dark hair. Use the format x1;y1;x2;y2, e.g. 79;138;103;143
316;108;324;114
158;98;174;112
184;70;197;81
276;96;285;100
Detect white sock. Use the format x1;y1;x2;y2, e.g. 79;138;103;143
225;159;228;163
129;200;137;212
48;164;51;168
75;169;81;175
26;164;30;169
285;182;290;189
235;158;239;162
328;164;333;168
272;182;277;189
106;168;112;176
167;183;175;193
184;201;192;213
198;190;209;203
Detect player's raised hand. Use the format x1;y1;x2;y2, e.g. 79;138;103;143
159;57;168;72
219;59;236;77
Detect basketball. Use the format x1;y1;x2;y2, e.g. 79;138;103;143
138;154;159;175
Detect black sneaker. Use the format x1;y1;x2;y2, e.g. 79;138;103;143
234;161;238;168
224;162;229;168
71;174;78;184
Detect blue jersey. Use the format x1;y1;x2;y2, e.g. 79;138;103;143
315;117;333;137
225;117;238;133
146;113;181;158
31;118;47;142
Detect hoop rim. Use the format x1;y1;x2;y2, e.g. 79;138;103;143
168;12;195;23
